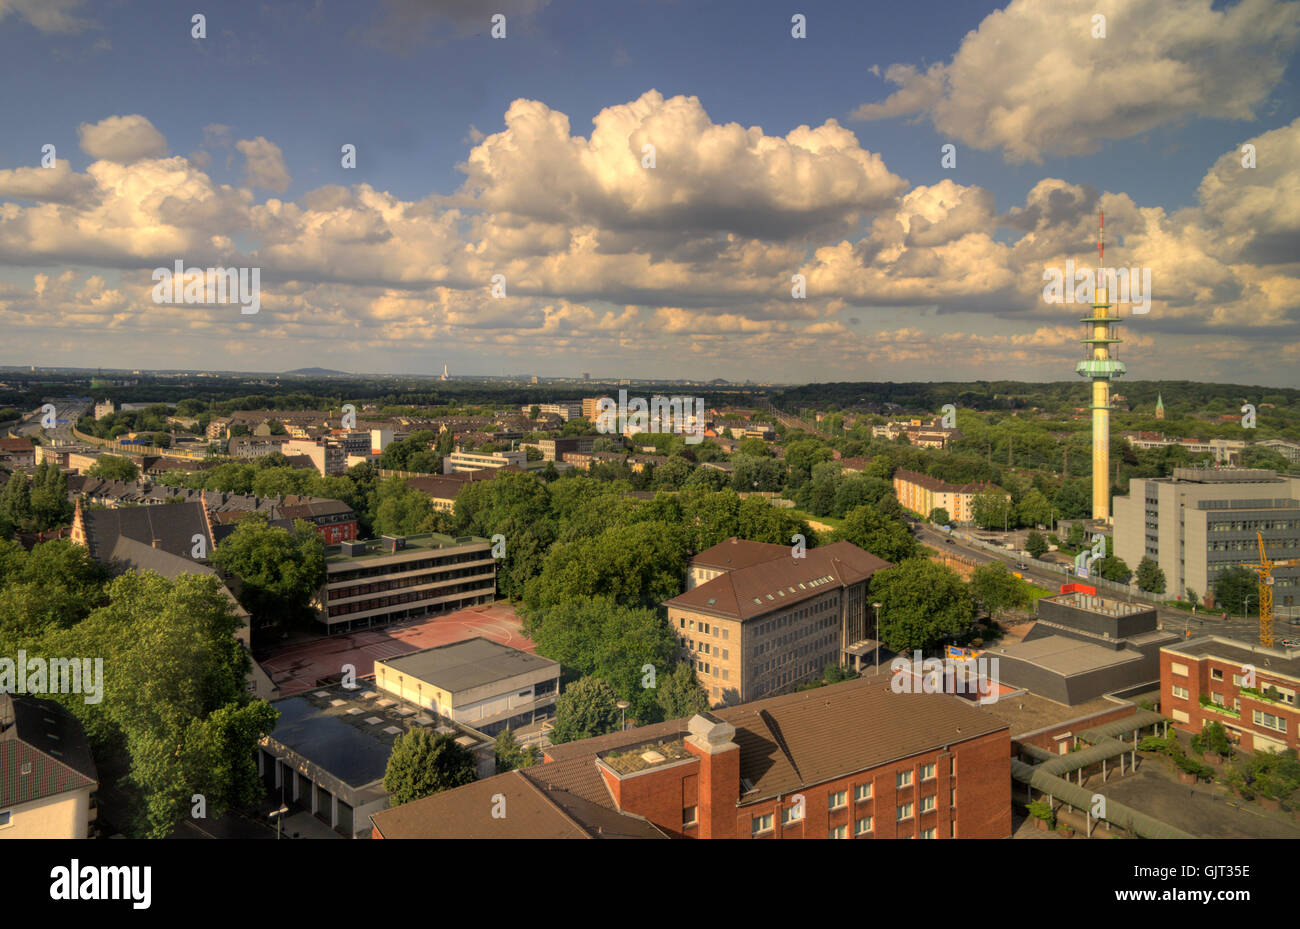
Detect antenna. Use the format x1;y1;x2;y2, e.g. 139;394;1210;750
1098;208;1104;269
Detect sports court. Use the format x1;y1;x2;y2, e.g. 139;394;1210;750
259;601;535;697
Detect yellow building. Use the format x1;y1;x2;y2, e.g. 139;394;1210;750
0;694;98;839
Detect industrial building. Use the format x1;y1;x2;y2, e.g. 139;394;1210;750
1112;467;1300;607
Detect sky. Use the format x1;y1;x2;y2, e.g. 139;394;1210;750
0;0;1298;385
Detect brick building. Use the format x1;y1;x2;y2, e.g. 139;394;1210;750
369;677;1011;839
1160;636;1299;754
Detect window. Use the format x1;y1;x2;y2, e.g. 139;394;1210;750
920;795;936;813
782;804;803;825
854;816;872;835
896;771;913;788
829;825;847;839
920;763;936;781
752;813;774;836
1211;668;1224;681
683;805;697;826
1170;662;1188;676
0;810;10;828
854;783;872;802
897;802;913;821
921;827;937;839
1253;710;1288;733
1211;692;1225;706
828;790;847;810
1171;685;1189;700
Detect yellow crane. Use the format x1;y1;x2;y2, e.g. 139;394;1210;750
1240;532;1297;648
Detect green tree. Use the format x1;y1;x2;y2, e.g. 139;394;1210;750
0;470;33;529
1016;488;1052;529
1186;587;1200;609
85;454;140;482
383;729;477;805
870;558;974;652
550;677;621;744
373;478;437;537
928;506;950;526
1025;530;1048;559
1213;566;1257;615
29;463;72;530
834;504;917;562
971;490;1011;530
494;728;539;772
1095;554;1132;584
1054;481;1090;521
211;515;326;629
524;521;686;612
1136;557;1167;595
969;561;1029;616
655;663;711;718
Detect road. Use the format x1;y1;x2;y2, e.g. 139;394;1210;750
14;398;91;445
912;520;1284;647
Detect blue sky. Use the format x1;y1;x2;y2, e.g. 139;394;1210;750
1;0;1298;384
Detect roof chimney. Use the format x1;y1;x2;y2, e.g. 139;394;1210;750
151;539;162;549
684;713;740;839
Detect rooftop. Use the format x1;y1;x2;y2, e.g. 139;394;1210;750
377;637;558;694
324;532;489;563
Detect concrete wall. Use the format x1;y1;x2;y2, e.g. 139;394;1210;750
0;788;92;839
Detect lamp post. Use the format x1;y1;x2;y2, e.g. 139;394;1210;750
872;602;883;674
269;804;289;840
616;700;629;732
1243;594;1254;624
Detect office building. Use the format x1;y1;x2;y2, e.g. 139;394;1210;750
663;538;889;706
1113;467;1300;605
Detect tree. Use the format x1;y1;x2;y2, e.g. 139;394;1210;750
870;558;974;652
652;456;694;490
29;463;72;530
929;507;950;526
383;729;476;805
969;561;1029;616
494;728;539;772
834;504;917;562
1016;488;1052;529
373;478;437;537
656;663;711;718
1095;554;1132;584
210;515;326;629
0;470;32;530
1186;587;1200;610
524;521;686;613
1136;557;1167;595
971;491;1010;530
1054;481;1090;521
549;677;621;744
1213;566;1257;615
1025;530;1048;559
86;454;140;483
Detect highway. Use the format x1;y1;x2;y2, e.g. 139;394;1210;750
911;520;1289;648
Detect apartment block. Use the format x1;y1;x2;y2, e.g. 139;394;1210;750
1113;467;1300;605
282;438;347;476
443;448;529;473
1161;636;1300;754
663;538;889;706
369;678;1011;839
892;469;1008;525
316;533;496;632
523;401;582;421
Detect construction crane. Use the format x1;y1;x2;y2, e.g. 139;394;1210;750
1240;532;1297;648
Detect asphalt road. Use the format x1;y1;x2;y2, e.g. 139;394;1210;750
15;399;90;444
912;520;1290;647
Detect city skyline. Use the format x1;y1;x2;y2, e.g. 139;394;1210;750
1;0;1298;385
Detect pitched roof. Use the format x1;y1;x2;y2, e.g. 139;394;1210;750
893;469;1004;495
665;540;889;621
690;537;791;571
79;502;212;562
0;694;98;809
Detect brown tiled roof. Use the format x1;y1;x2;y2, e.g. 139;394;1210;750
893;469;1003;495
0;694;98;809
690;537;790;571
665;540;889;621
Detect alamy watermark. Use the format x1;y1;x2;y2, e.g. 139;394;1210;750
890;651;1000;705
151;260;261;315
1042;261;1151;315
0;651;103;704
596;389;705;444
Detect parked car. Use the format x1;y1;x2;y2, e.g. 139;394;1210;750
945;538;955;545
1015;561;1028;570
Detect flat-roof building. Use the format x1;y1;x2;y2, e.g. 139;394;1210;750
316;533;496;633
374;638;559;737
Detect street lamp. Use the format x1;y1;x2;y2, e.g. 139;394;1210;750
269;804;289;840
616;700;629;731
872;602;883;674
1243;594;1254;624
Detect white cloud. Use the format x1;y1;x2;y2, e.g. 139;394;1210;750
77;115;167;164
235;137;291;194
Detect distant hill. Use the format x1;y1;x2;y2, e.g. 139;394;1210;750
284;367;351;376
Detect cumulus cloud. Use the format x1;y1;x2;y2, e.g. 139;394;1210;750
236;137;291;193
0;0;94;33
852;0;1300;163
0;160;96;205
77;115;167;164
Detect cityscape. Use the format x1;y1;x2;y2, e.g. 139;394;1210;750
1;0;1298;913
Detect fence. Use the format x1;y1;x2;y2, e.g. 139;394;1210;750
72;426;211;461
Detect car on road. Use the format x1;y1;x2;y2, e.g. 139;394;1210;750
1015;562;1028;570
1282;639;1299;648
945;538;955;545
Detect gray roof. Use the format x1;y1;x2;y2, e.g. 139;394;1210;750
0;694;98;808
80;502;211;562
377;637;558;695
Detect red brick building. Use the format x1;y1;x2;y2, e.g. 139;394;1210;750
1161;636;1299;754
370;676;1011;839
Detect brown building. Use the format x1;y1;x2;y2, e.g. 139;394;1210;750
1161;636;1299;754
663;538;889;706
370;677;1011;839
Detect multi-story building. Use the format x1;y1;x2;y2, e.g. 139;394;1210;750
374;638;559;738
582;396;610;422
522;401;582;421
663;538;889;706
93;399;115;421
0;438;34;469
1255;438;1300;466
282;438;347;476
1113;467;1300;605
892;469;1009;525
316;533;496;632
369;678;1011;839
1161;636;1299;754
1122;433;1246;465
228;435;290;458
871;418;960;449
442;448;528;473
0;694;99;839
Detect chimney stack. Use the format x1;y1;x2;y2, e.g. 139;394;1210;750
684;713;740;839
